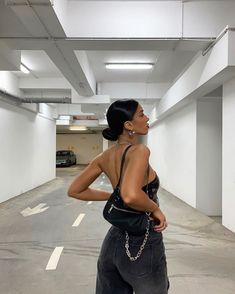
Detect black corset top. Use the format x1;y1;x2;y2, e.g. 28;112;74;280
142;173;160;206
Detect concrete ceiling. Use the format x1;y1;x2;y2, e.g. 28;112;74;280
13;49;198;83
14;50;63;78
0;0;224;132
86;50;197;83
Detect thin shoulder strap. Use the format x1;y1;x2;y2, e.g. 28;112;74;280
116;145;133;188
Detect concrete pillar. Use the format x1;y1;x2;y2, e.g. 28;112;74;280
222;78;235;232
103;138;109;151
196;98;222;216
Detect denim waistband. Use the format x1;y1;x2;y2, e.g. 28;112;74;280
108;222;163;244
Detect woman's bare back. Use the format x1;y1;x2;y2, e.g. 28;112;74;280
99;144;156;189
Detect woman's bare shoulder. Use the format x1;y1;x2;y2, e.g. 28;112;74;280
96;144;150;165
129;143;150;156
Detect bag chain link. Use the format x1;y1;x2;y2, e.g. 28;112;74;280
124;212;151;261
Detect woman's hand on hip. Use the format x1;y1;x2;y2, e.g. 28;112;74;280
151;208;168;232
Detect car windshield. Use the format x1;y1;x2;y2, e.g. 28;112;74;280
56;151;70;156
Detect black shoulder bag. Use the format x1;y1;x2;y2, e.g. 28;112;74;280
103;145;151;261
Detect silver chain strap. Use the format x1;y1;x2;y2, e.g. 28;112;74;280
124;164;151;261
125;212;151;261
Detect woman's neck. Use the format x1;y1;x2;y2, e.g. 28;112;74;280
117;135;138;145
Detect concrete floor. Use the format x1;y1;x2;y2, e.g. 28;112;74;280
0;165;235;294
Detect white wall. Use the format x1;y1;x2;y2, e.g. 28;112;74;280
0;99;56;203
222;78;235;232
56;133;103;164
148;101;197;207
148;98;223;216
196;98;222;216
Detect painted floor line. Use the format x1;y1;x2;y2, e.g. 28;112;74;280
87;201;93;205
72;213;85;227
46;247;64;271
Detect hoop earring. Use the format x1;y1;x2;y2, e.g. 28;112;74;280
128;130;135;136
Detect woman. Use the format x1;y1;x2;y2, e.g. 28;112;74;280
68;99;169;294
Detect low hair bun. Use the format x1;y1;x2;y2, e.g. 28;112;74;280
103;99;139;141
102;128;118;141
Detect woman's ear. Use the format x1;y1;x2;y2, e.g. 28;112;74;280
124;121;133;131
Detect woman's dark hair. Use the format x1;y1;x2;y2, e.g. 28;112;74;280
102;99;139;141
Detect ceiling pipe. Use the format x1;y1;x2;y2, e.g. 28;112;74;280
0;88;20;104
0;88;71;104
0;88;38;114
5;0;53;7
0;37;215;41
202;26;235;56
23;97;71;104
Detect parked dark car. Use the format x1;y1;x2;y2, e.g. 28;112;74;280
56;150;77;167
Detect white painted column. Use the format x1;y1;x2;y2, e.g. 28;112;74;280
222;78;235;233
103;138;109;151
196;98;222;216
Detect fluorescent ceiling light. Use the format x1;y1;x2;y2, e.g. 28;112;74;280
69;126;88;131
105;63;153;70
20;63;30;74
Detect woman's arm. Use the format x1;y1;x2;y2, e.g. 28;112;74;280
120;144;167;231
67;154;111;201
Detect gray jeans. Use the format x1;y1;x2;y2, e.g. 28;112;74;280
96;225;169;294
